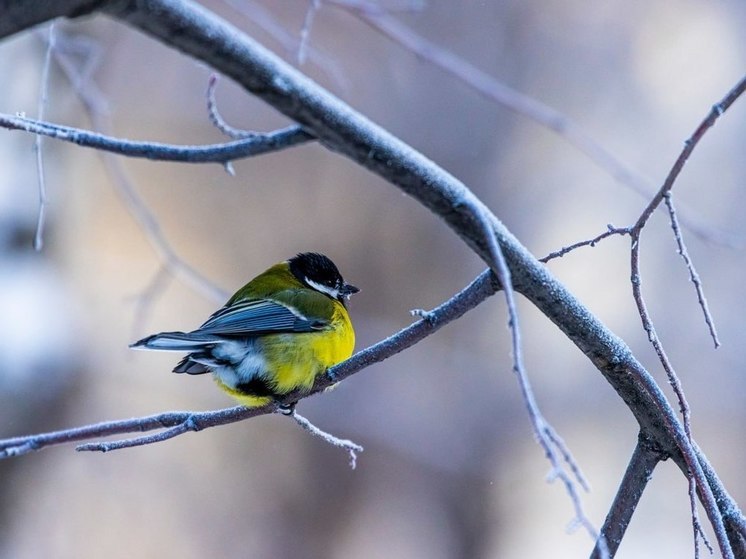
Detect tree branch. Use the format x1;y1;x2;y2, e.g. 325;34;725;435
590;432;667;559
0;406;259;457
32;22;55;251
0;113;314;163
540;224;630;263
44;27;229;304
0;269;499;458
478;206;603;548
288;410;363;469
206;73;257;140
327;0;741;248
224;0;351;88
663;193;719;348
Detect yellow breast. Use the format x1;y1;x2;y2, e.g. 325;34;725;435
259;302;355;395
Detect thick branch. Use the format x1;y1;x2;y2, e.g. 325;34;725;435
0;0;101;38
591;432;667;559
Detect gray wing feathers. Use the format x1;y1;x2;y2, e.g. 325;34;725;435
130;299;326;352
196;299;322;336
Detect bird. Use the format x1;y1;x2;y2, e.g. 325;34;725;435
131;252;358;411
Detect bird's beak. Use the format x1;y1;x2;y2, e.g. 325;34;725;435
340;283;360;299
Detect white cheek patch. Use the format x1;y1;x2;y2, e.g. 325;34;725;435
305;277;340;300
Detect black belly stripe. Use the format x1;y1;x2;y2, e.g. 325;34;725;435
235;378;276;398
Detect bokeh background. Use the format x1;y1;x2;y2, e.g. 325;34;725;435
0;1;745;557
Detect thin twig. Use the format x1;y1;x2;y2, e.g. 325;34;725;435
222;0;351;88
632;76;746;235
128;265;174;338
540;224;630;263
206;73;257;139
47;36;229;303
33;22;56;251
627;77;746;361
289;410;363;469
297;0;321;65
688;475;714;558
108;153;230;303
663;193;720;348
77;420;198;452
0;406;251;457
329;0;741;248
629;238;692;437
475;204;605;555
544;424;590;492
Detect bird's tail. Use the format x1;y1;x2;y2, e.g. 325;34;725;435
129;331;221;352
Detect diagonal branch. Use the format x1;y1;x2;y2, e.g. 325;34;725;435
590;432;668;559
477;206;603;550
628;77;746;360
625;75;746;555
223;0;351;88
0;269;499;458
633;76;746;233
327;0;741;248
45;28;229;304
694;441;746;553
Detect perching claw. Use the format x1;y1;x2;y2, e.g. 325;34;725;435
277;402;296;416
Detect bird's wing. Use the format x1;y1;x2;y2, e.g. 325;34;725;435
195;299;326;336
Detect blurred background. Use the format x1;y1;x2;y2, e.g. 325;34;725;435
0;1;744;557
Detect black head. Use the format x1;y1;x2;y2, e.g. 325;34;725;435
288;252;359;304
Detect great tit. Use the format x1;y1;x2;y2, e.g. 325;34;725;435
131;252;358;409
